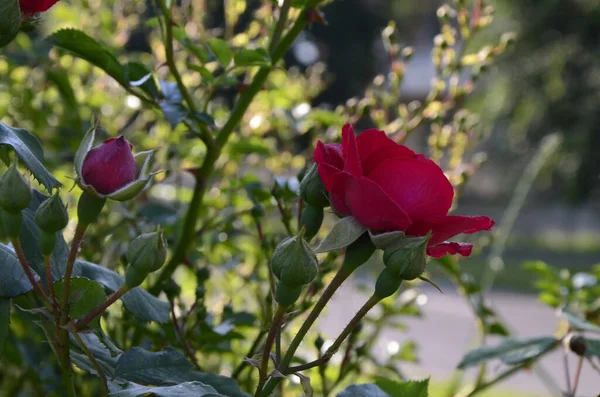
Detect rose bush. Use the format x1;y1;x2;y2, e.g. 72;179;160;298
19;0;60;16
314;124;494;258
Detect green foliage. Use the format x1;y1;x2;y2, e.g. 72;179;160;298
53;277;106;328
457;337;558;369
375;377;429;397
108;381;227;397
0;122;60;192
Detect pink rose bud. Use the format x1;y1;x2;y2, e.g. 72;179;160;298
81;136;137;195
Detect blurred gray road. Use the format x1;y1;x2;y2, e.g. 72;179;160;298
320;279;599;396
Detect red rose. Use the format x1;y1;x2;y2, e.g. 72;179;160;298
314;124;494;258
81;136;137;195
19;0;60;16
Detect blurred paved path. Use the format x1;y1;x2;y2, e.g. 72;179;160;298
320;279;599;396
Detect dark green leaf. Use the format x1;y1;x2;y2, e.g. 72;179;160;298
206;39;233;67
126;62;159;99
189;64;215;83
76;260;170;323
53;277;106;328
192;112;216;128
181;39;211;63
159;80;187;128
0;299;9;355
337;384;390;397
227;138;273;157
114;347;249;397
70;333;119;378
0;122;61;191
234;49;271;67
561;310;600;334
375;377;429;397
316;217;367;253
586;339;600;359
0;0;21;48
108;381;226;397
487;322;510;336
48;29;126;85
0;244;35;298
457;337;558;369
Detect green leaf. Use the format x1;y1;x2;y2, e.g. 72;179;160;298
48;29;126;85
159;80;187;128
227;138;273;157
189;64;215;83
586;339;600;359
70;333;120;378
0;244;35;298
487;322;510;336
0;299;9;355
206;39;233;67
561;310;600;334
234;49;271;67
315;217;367;253
0;0;21;48
53;277;106;328
337;384;390;397
114;347;249;397
126;62;159;99
0;122;61;191
457;337;558;369
108;381;226;397
76;260;170;323
375;377;429;397
19;191;69;284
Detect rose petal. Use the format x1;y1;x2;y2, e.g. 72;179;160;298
407;215;495;246
366;157;454;221
342;174;411;231
341;124;362;177
313;141;343;170
427;242;473;258
316;163;351;215
356;129;416;174
19;0;60;14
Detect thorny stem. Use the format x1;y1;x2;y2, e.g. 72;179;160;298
571;355;584;397
156;0;216;149
284;295;381;373
170;301;203;371
11;238;51;307
150;0;322;293
232;330;267;380
44;254;57;306
258;265;356;397
269;0;293;53
75;286;130;330
72;332;109;395
254;306;287;397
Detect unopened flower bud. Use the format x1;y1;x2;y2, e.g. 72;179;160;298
0;163;32;213
370;231;430;281
271;231;318;287
0;209;22;238
314;335;325;350
35;193;68;233
82;136;137;195
127;231;168;273
567;334;587;357
125;266;149;288
272;230;318;307
75;126;158;201
299;204;324;241
299;164;329;208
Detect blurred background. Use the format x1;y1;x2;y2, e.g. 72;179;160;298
1;0;599;396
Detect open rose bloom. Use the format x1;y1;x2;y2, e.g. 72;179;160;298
19;0;60;16
74;126;158;201
314;124;494;258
